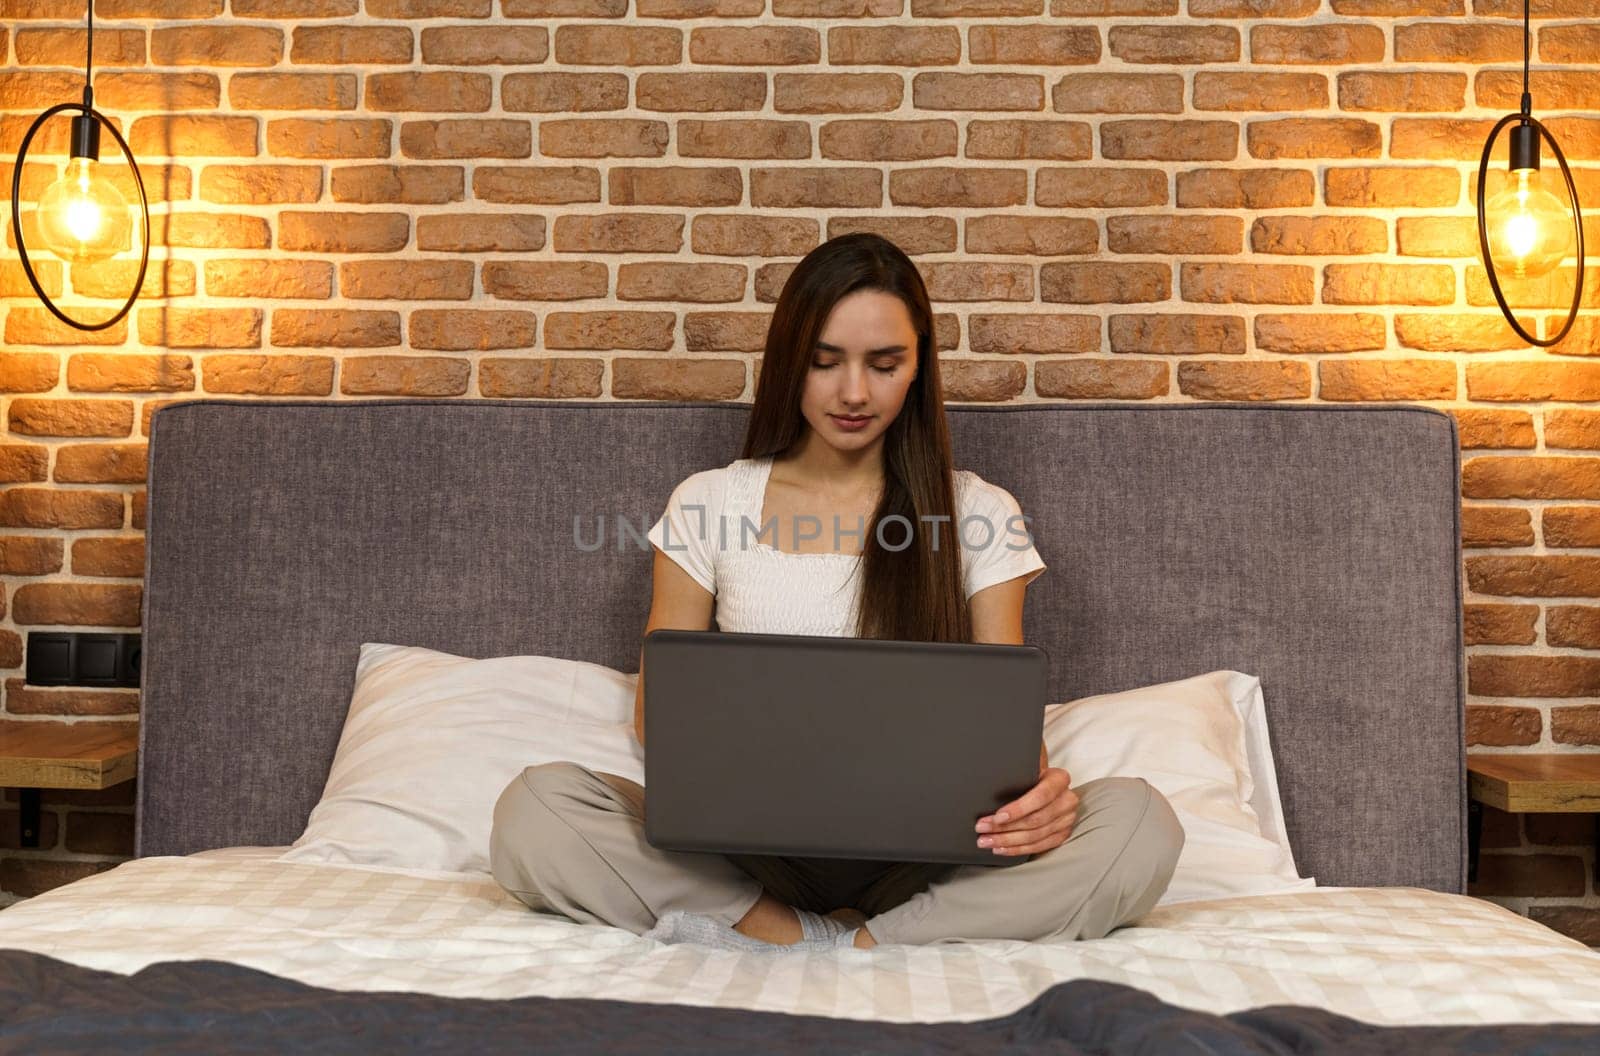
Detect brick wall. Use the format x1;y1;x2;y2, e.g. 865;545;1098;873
1;0;1597;942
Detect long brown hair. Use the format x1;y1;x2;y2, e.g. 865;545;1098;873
740;232;971;644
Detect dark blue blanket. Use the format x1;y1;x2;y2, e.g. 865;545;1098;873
2;949;1597;1055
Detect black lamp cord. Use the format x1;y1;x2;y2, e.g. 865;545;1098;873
83;0;93;111
1523;0;1536;119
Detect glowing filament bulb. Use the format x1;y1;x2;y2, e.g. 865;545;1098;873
1486;168;1572;281
36;156;132;265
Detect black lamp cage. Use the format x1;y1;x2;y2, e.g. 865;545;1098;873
9;0;150;332
1474;0;1586;349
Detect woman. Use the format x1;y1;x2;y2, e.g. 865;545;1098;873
489;233;1184;952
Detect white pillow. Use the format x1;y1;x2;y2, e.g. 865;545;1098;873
1044;669;1314;907
279;642;646;875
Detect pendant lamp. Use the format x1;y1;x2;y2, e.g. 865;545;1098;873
1475;0;1585;348
9;0;150;331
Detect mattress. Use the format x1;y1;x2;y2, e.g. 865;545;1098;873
2;846;1598;1028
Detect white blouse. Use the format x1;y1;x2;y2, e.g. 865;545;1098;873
645;455;1047;638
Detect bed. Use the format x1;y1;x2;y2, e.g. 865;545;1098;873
3;398;1599;1051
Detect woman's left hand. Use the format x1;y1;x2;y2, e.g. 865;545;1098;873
974;767;1079;857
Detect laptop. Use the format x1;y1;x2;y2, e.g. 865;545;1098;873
641;628;1048;867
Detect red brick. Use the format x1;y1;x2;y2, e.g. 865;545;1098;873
610;358;744;401
0;489;123;531
919;262;1035;302
1177;168;1314;209
554;25;681;66
1338;72;1467;112
1462;506;1534;548
200;164;323;204
1037;168;1167;207
1454;409;1536;450
53;443;148;484
1251;24;1385;65
1254;313;1386;353
11;583;141;626
409;310;537;351
690;26;820;66
330;165;464;204
137;307;262;349
1248;119;1380;159
203;355;335;396
402;120;532;159
230;73;357;111
1052;74;1183;114
827;216;957;255
205;260;333;299
643;72;769;112
1325;166;1459;208
479;358;605;399
71;260;196;301
1041;262;1170;303
1318;359;1457;401
292;26;413;65
1108;215;1241;255
95;73;219;111
14;28;145;66
368;72;493;113
1177;360;1311;400
1181;262;1315;304
64;354;192;394
129;115;258;158
420;25;549;65
7;400;133;439
967;25;1099;66
1109;25;1239;64
340;356;471;397
965;216;1097;256
965;120;1092;160
889;168;1027;208
417;214;546;253
1101;120;1237;161
480;262;609;301
769;73;900;114
1250;216;1386;255
150;26;283;67
1035;359;1168;400
1464;603;1538;645
1322;264;1455;306
544;311;677;351
339;261;475;301
967;313;1100;354
271;310;402;348
1109;314;1245;355
266;118;392;160
279;212;410;254
827;25;961;66
1194;72;1328;111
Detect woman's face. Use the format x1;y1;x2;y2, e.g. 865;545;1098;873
798;289;920;454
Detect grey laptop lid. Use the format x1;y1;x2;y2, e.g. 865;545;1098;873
641;629;1048;866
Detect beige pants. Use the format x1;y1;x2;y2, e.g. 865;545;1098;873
488;762;1184;946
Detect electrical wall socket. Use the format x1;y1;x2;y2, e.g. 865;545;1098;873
25;631;141;688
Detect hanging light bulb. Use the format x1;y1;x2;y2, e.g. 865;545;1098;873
1484;126;1572;281
1474;0;1585;348
9;0;150;331
36;152;133;265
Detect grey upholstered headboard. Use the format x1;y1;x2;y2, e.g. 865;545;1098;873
135;399;1465;893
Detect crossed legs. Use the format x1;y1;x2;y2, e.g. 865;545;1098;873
488;762;1184;947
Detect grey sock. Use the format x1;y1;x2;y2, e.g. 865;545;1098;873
643;909;860;953
794;907;855;945
643;910;782;953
